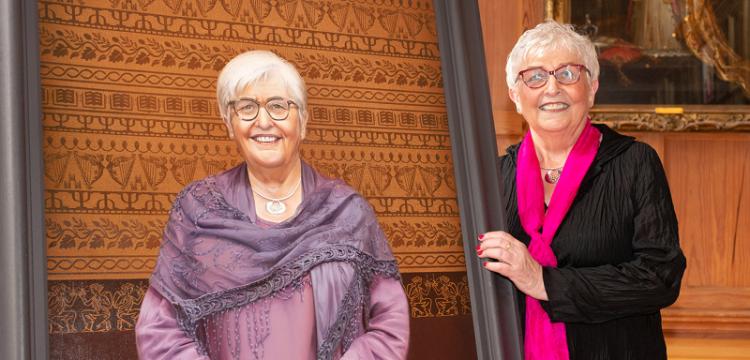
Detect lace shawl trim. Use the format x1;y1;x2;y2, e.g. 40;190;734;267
172;245;400;359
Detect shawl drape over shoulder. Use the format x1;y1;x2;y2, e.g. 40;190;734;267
149;162;400;359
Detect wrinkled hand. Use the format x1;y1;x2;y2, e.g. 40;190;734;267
477;231;548;301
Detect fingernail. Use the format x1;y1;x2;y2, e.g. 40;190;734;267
478;234;484;240
483;262;488;267
477;249;483;255
476;245;481;250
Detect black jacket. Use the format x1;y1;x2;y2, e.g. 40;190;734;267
498;124;687;360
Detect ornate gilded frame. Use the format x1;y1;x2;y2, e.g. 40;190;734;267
546;0;750;131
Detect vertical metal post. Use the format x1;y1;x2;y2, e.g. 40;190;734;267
434;1;524;359
0;0;48;358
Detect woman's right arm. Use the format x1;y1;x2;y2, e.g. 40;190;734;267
135;286;209;360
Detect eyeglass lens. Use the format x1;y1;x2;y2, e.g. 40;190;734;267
232;98;292;121
520;65;584;88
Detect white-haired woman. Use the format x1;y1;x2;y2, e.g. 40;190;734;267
476;22;686;359
135;50;410;360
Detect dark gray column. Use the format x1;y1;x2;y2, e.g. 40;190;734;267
433;1;524;359
0;0;48;358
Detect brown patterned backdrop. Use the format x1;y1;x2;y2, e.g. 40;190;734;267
39;0;476;358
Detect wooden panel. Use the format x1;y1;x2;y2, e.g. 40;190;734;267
667;335;750;360
659;132;750;336
664;134;750;288
479;0;543;155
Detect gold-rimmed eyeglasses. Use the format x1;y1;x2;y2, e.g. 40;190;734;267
516;64;590;89
228;97;298;121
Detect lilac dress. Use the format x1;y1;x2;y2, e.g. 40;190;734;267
135;163;410;359
136;276;408;359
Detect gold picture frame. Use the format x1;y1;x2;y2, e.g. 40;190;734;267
546;0;750;131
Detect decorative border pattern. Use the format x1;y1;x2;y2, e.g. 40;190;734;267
46;217;165;251
396;253;465;269
592;107;750;132
39;1;440;59
46;216;462;253
404;274;471;317
47;271;469;334
48;280;148;334
48;257;157;273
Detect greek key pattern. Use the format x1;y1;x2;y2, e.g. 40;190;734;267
39;1;440;59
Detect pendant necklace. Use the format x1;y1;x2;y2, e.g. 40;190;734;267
541;166;563;184
252;179;301;215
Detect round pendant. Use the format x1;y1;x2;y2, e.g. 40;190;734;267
544;169;561;184
265;200;286;215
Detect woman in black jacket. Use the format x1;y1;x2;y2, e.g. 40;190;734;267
476;21;686;360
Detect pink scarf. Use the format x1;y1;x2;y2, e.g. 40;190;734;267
516;120;600;360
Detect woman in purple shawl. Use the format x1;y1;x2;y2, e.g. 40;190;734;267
135;50;410;360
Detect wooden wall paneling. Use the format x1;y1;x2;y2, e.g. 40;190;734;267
660;132;750;336
624;131;666;160
478;0;544;155
665;134;747;287
735;148;750;288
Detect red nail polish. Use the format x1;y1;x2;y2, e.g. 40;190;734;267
477;249;483;255
476;245;481;250
483;262;488;267
478;234;484;240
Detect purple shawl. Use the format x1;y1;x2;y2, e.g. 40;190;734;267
149;161;400;359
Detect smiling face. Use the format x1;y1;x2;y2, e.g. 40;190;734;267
227;78;306;173
509;48;598;135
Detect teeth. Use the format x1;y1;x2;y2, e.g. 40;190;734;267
540;103;569;111
253;136;278;143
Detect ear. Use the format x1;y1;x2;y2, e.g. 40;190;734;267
224;117;235;139
508;87;522;113
588;79;599;107
299;111;308;140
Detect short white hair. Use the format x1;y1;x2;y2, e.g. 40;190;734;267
216;50;308;127
505;21;599;89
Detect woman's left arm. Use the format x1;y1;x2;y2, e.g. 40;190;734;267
341;276;410;360
540;145;687;323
